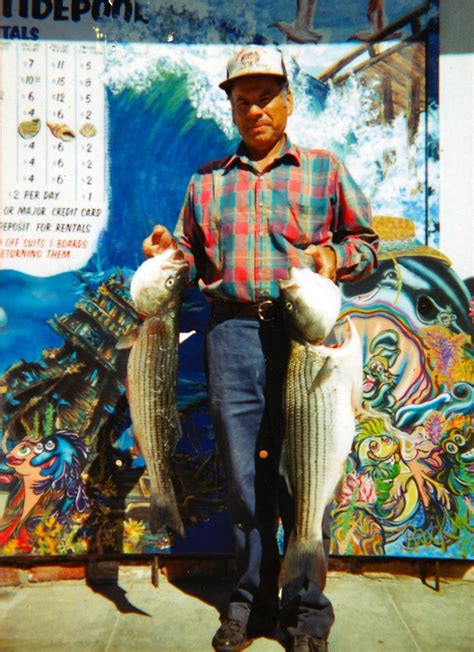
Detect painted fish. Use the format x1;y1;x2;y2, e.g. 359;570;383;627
279;268;362;590
118;248;190;537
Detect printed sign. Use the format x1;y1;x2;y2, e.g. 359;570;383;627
1;40;106;275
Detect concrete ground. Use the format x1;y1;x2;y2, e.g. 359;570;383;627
0;571;472;651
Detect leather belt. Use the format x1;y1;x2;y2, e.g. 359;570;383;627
211;299;282;322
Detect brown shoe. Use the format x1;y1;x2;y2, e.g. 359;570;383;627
291;635;328;652
212;619;253;651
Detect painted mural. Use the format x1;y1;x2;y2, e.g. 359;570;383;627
0;1;472;559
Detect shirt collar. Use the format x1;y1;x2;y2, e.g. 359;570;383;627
222;135;301;171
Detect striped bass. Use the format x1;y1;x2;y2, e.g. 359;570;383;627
118;248;190;537
279;268;362;590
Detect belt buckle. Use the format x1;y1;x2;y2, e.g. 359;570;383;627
257;300;275;322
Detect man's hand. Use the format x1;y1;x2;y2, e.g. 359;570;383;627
304;245;337;282
142;225;175;258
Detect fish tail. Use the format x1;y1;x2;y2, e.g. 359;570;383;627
279;533;327;591
149;494;185;538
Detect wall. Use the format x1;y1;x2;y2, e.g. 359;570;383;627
439;0;474;280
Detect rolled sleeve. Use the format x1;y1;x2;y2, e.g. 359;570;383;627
330;159;379;282
173;178;200;284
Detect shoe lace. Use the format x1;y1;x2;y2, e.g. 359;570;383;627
293;635;327;652
222;619;245;633
293;636;310;651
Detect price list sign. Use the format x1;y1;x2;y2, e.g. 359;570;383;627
0;40;107;276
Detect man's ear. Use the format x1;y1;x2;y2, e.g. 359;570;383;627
231;103;237;126
286;89;294;116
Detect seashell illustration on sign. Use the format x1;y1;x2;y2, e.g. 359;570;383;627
47;122;76;141
18;118;41;139
79;122;97;137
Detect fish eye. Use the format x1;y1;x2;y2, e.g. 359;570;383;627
445;441;458;454
382;270;398;283
45;440;56;451
285;301;294;311
33;443;44;454
18;444;32;457
381;435;391;444
165;277;175;288
417;295;438;321
453;384;470;400
453;433;465;446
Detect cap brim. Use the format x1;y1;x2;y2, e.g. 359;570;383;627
219;72;287;91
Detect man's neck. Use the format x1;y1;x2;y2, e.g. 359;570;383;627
244;135;286;172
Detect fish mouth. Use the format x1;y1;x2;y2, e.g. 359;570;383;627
40;455;57;470
367;450;397;463
460;446;474;464
162;261;190;279
347;287;380;304
279;268;299;291
163;249;190;272
363;377;376;392
0;470;15;484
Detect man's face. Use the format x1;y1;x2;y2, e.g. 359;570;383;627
230;75;293;156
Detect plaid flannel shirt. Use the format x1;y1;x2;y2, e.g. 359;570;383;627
174;137;378;303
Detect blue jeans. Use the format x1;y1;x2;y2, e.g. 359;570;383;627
206;315;335;639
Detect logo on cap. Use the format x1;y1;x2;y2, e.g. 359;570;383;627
239;50;260;67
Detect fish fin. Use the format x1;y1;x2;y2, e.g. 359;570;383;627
349;320;363;415
179;330;196;344
352;373;363;416
149;493;185;538
309;356;332;393
333;473;346;502
116;327;140;350
279;440;292;495
279;533;327;591
171;408;183;448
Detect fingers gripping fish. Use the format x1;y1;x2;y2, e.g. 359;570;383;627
279;268;362;591
118;249;190;537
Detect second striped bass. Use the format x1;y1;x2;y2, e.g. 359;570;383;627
118;248;190;537
279;268;362;590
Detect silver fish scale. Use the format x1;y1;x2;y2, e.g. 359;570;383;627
127;314;180;503
285;339;335;541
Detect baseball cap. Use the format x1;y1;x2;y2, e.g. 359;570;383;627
219;45;288;91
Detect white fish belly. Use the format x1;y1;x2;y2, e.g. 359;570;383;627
127;317;179;498
285;339;358;543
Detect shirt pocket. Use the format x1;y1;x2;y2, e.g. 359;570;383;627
267;200;327;247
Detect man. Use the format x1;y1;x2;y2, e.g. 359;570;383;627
143;45;378;652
